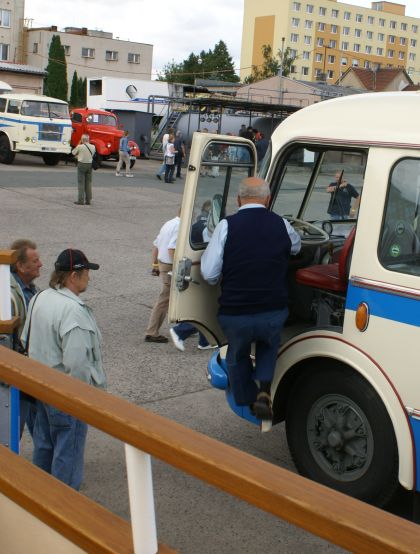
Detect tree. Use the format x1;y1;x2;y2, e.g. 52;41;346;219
69;70;79;107
78;77;87;106
157;41;239;84
243;44;296;84
43;35;68;101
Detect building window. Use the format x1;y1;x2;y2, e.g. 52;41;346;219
314;68;322;79
390;20;396;29
352;59;359;67
367;31;373;40
389;35;395;44
319;6;326;16
378;33;384;41
290;65;297;74
353;44;360;52
399;51;404;60
355;14;363;23
327;69;334;79
387;49;394;58
304;35;311;45
302;50;310;59
400;37;406;45
412;25;418;33
377;47;383;55
318;22;325;31
411;39;417;47
64;45;71;56
302;66;309;75
401;22;407;31
0;43;9;61
81;47;95;58
364;60;370;69
343;27;350;36
292;2;301;11
315;53;322;62
327;54;335;64
365;45;372;54
331;24;337;34
408;66;415;75
368;16;374;25
344;11;351;20
379;18;385;27
409;52;416;61
341;57;348;65
329;39;337;48
304;19;312;29
33;43;38;54
0;9;11;28
105;50;118;61
355;29;362;38
306;4;313;14
331;9;339;18
341;42;349;51
290;49;298;58
128;53;140;64
292;17;300;27
317;38;324;47
290;33;298;43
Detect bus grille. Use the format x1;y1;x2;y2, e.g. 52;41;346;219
39;124;62;142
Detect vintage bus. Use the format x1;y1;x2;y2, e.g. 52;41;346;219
0;93;72;165
169;91;420;507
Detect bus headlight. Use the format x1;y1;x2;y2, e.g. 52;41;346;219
63;140;68;145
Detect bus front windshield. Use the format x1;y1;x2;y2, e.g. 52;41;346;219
21;101;69;119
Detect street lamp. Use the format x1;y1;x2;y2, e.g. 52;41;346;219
323;45;331;81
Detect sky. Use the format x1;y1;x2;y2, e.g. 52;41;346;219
24;0;420;78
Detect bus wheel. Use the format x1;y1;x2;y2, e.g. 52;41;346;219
0;135;15;164
42;154;60;166
285;365;399;507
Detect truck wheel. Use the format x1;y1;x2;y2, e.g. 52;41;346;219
0;135;15;164
285;365;399;507
42;154;60;166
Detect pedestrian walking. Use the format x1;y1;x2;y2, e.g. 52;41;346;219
164;134;177;183
21;248;106;490
156;127;174;180
174;131;186;179
169;322;216;352
116;130;133;178
72;134;95;205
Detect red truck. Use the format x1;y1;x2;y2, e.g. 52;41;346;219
70;107;140;168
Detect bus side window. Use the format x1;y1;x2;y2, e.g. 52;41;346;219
7;100;20;114
0;98;6;112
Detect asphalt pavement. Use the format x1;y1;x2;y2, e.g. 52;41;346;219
0;154;348;553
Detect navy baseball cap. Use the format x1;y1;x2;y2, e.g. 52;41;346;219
55;249;99;271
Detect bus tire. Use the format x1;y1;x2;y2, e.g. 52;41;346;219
0;135;15;164
285;364;399;507
42;154;60;166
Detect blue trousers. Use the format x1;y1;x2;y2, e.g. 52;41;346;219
173;322;209;347
217;308;288;406
33;401;88;490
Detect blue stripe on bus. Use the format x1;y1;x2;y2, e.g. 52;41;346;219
0;116;72;128
409;415;420;491
346;282;420;327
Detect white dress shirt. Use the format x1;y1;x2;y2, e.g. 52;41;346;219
201;205;301;284
154;216;180;264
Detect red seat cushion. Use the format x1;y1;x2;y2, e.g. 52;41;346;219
296;263;346;292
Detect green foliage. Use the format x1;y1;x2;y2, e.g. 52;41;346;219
43;35;68;101
69;70;79;107
243;44;296;84
157;40;239;84
78;77;87;106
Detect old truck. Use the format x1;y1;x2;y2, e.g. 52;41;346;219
70;107;140;167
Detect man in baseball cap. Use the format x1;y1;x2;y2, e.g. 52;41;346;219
21;247;105;490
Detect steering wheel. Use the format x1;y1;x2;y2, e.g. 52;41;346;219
284;216;330;246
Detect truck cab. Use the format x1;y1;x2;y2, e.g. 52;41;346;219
169;91;420;507
70;108;140;167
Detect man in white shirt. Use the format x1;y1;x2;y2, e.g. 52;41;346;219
145;210;180;343
156;126;174;181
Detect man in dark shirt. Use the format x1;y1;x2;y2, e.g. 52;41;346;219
327;171;360;219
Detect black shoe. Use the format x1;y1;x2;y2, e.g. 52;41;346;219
252;392;273;421
145;334;168;343
74;201;84;205
156;175;162;181
86;201;91;205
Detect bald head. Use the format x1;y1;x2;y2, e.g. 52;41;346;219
238;177;270;207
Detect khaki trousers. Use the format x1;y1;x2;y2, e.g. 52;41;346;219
77;163;93;203
145;262;172;336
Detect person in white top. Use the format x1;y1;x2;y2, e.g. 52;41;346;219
145;210;180;343
156;126;174;180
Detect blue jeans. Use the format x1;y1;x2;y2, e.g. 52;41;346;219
217;308;288;406
173;322;209;347
33;401;88;490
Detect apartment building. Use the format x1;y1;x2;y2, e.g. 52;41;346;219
240;0;420;83
25;26;153;85
0;0;24;63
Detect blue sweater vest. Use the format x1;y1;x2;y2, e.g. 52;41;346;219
219;208;292;315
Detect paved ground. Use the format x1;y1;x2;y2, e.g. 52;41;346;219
0;153;364;553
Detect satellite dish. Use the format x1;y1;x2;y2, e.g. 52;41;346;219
0;80;12;93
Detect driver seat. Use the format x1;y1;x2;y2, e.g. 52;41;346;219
295;227;356;293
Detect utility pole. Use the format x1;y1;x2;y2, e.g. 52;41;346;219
279;37;285;104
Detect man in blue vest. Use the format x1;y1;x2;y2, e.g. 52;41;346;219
201;177;301;420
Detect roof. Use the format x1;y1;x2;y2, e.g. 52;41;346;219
297;80;363;97
0;62;47;76
195;79;241;88
0;93;68;103
271;91;420;153
339;67;412;91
